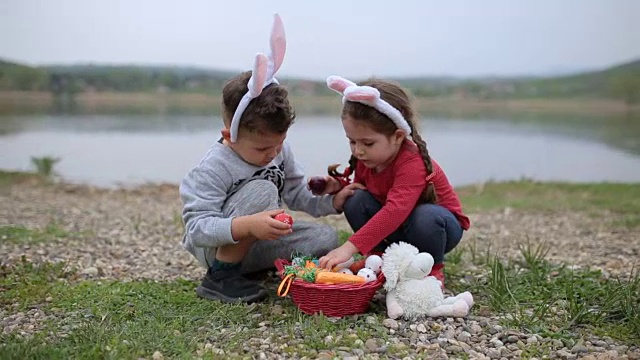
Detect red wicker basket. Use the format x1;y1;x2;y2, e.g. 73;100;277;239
274;258;385;317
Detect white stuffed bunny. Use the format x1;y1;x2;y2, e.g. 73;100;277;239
381;242;474;320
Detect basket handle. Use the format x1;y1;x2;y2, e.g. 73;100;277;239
277;273;295;297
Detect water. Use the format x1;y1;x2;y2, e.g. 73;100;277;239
2;114;640;187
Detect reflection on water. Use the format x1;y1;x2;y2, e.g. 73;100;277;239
2;108;640;156
0;114;217;134
1;113;640;188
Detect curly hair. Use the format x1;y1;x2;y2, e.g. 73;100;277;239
221;71;295;135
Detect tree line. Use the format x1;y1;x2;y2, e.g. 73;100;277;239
1;59;639;104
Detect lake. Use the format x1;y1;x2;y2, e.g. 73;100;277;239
2;112;640;188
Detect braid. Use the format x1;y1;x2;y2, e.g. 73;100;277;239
327;155;357;187
348;155;357;172
408;123;437;204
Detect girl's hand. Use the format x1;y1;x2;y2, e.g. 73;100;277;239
323;176;343;195
246;209;293;240
319;242;359;270
332;182;366;212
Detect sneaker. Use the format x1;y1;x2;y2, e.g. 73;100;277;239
429;263;445;289
196;267;268;303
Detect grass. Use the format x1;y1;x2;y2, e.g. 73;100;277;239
0;170;44;187
0;259;390;359
2;176;640;358
0;160;59;188
30;156;60;178
450;241;640;346
458;180;640;228
1;244;638;359
0;221;72;245
480;247;638;341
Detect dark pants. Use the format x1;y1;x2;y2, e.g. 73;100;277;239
343;189;463;264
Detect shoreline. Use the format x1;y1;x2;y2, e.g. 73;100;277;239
1;90;638;116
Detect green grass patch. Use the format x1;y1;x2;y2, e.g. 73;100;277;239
458;180;640;227
0;260;391;359
30;156;60;178
1;245;638;358
458;241;640;345
2;178;640;356
337;230;351;245
0;170;44;187
0;257;76;309
0;222;73;245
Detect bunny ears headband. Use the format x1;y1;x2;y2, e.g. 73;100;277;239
229;14;286;143
326;76;412;135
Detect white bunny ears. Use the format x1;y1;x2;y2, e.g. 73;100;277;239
229;14;286;143
326;76;412;135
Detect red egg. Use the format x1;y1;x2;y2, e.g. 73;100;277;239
349;259;366;273
274;213;294;225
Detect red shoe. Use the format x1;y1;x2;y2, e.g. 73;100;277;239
429;263;445;289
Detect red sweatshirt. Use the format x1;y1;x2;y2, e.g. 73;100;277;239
349;140;470;255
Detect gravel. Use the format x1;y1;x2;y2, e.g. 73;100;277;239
1;181;639;359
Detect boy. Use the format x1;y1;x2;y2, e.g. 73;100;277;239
180;16;340;303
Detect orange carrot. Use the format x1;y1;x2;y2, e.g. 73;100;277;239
315;271;366;285
305;260;317;268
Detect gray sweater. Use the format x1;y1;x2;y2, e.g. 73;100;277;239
180;140;338;254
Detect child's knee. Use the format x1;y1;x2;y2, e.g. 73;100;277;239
232;180;279;211
414;205;447;229
426;213;447;230
343;189;369;214
243;179;279;196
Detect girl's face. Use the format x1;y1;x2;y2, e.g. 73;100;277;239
342;115;405;173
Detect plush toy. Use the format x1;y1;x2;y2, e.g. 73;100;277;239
381;242;474;320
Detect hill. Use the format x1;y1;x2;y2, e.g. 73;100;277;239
395;59;640;103
0;60;49;91
0;58;639;103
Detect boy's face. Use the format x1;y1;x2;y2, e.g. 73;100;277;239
222;127;286;167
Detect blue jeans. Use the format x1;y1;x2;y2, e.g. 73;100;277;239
343;189;463;264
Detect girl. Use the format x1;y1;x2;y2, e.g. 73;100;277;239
318;76;470;287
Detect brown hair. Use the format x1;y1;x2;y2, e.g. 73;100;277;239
341;79;436;203
221;71;295;135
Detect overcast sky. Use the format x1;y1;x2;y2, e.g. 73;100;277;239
1;0;639;79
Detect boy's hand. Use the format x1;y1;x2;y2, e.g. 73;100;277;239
332;183;366;212
234;209;293;241
319;242;359;270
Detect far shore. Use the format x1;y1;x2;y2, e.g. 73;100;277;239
1;90;638;117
